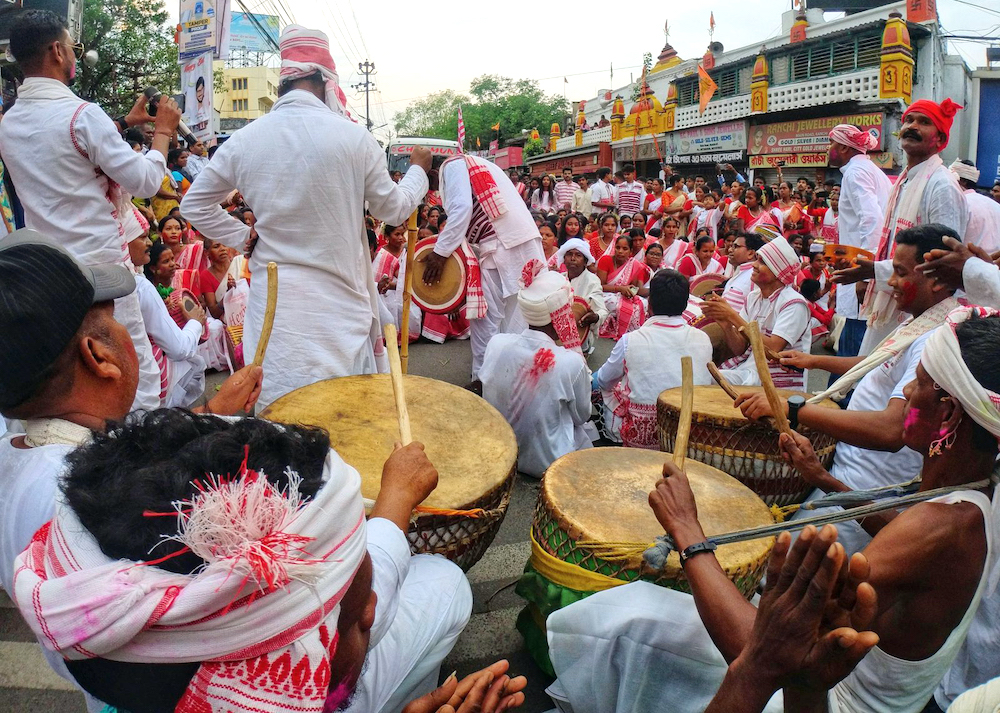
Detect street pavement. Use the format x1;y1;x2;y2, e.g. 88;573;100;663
0;336;831;712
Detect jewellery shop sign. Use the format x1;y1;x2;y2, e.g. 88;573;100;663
749;113;887;169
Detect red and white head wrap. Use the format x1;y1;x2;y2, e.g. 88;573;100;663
13;448;368;713
921;306;1000;441
518;268;582;351
828;123;879;153
279;25;352;120
757;236;800;286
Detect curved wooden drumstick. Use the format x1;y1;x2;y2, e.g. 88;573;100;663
745;321;792;436
672;356;694;470
707;362;740;401
251;262;278;368
399;210;419;374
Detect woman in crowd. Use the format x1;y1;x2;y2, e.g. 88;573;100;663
151;156;184;222
818;191;839;244
524;177;540;207
619;214;632;233
540;221;560;270
589;212;619;259
558;238;606;355
632;212;646;233
558;213;583;246
650;217;689;269
168;148;192;193
530;174;556;214
597;235;650;340
425;169;441;207
426;206;442;233
734;186;779;234
643;177;665;232
144;240;176;293
373;223;421;343
677;234;724;278
628;227;647;261
200;238;235;321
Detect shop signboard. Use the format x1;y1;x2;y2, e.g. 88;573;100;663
179;0;218;60
663;120;747;161
749;113;884;156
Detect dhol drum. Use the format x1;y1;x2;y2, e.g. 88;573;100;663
824;243;874;266
166;288;209;342
569;297;593;345
657;386;839;506
689;273;725;298
261;374;517;571
517;448;774;675
410;237;467;314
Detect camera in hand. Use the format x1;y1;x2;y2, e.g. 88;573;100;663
143;86;197;145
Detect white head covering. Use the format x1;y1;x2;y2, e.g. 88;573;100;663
556;237;595;266
757;236;800;285
949;159;981;184
279;25;352;119
921;306;1000;441
517;265;582;351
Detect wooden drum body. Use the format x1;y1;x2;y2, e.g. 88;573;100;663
658;386;839;506
261;374;517;570
517;448;774;674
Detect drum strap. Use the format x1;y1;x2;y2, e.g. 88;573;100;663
529;530;626;593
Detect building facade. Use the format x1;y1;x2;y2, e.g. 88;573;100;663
529;1;973;187
213;64;279;132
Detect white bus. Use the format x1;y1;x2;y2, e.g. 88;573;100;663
386;137;462;173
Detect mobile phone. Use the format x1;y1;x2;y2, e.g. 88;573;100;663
776;160;787;167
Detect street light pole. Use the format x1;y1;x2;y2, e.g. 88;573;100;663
353;60;376;132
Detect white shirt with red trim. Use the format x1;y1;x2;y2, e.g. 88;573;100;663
722;262;755;312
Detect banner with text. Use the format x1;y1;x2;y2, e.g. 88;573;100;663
664;120;747;161
178;0;218;60
181;51;214;143
749;113;884;156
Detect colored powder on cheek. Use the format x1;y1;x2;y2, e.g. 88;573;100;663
903;407;922;432
323;680;353;713
897;281;918;308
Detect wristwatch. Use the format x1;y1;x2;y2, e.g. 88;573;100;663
787;394;806;430
114;115;128;132
680;540;718;566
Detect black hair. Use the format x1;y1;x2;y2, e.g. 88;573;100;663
600;212;618;228
9;10;67;69
800;278;821;302
562;166;573;173
647;227;662;239
597;167;612;180
382;222;401;236
954;316;1000;451
695;235;715;252
366;228;377;255
157;214;184;234
669;174;683;186
277;70;324;97
628;227;645;240
124;127;145;144
144;241;172;282
894;223;960;265
652;177;663;188
645;242;663;255
195;76;205;90
622;164;635;173
167;148;187;168
437;211;448;227
695;175;706;182
558;213;581;243
663;217;679;228
62;410;332;575
207;145;219;159
742;233;765;252
648;269;689;316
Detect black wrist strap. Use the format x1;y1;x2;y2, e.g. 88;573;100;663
115;116;128;132
680;540;718;566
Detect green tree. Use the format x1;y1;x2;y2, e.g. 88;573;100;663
76;0;181;117
394;75;567;148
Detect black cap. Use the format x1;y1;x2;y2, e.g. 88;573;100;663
0;229;136;410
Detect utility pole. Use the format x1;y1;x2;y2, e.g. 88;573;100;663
353;60;376;132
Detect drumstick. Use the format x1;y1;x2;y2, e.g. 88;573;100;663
383;324;412;445
744;321;792;436
703;294;784;362
399;210;419;374
672;356;694;470
251;262;278;368
707;362;740;401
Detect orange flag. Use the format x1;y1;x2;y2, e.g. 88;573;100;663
698;64;718;115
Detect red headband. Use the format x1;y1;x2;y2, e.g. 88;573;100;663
903;98;962;149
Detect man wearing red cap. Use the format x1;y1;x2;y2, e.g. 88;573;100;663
181;25;432;412
835;98;969;354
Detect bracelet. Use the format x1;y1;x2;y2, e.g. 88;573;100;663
154;130;174;138
679;540;718;566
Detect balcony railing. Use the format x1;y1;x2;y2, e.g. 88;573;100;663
553;124;613;152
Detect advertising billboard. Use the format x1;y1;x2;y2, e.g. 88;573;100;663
976;78;1000;186
228;12;279;54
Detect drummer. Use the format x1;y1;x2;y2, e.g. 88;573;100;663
556;237;607;355
594;270;713;448
0;235;484;713
479;266;593;477
547;309;1000;713
701;235;811;391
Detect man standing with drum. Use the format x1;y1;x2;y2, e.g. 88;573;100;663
181;25;431;411
421;154;545;385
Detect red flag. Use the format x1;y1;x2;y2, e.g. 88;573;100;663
709;12;715;32
698;65;717;115
457;105;466;151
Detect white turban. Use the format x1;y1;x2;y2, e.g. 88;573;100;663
921;306;1000;441
757;236;800;285
517;268;582;351
949;159;981;184
556;237;595;266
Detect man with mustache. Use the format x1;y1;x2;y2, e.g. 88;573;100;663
833;99;969;355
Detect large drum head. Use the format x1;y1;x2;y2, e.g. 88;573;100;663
411;238;467;314
824;243;874;267
689;273;725;298
659;385;838;420
542;448;774;579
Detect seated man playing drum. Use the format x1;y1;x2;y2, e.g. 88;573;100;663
480;265;593;478
545;309;1000;713
0;234;496;713
701;236;811;392
594;269;713;449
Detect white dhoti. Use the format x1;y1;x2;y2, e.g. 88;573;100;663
115;290;160;412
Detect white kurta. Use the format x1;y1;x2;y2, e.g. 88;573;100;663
480;330;592;477
964;257;1000;309
179;90;427;410
568;269;608;354
722;262;754;312
964;189;1000;254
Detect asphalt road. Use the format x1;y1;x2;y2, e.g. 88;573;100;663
0;336;831;712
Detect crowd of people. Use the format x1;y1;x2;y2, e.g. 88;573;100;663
1;7;1000;713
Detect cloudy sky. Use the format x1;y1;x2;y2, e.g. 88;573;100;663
213;0;997;140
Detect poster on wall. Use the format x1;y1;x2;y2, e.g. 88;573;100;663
178;0;217;61
181;51;214;143
976;78;1000;185
228;12;280;54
